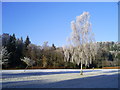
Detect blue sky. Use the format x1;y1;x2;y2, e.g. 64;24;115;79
2;2;118;47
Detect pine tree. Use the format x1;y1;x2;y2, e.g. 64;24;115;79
15;37;24;67
6;34;16;68
25;36;31;49
24;36;31;57
52;44;56;50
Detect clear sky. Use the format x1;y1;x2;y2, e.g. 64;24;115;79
2;2;118;47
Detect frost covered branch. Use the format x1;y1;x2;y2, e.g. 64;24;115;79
21;57;35;71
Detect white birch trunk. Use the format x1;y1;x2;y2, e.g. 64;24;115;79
80;60;83;75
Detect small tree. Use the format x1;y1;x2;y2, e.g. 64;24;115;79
42;55;47;68
21;57;35;72
25;36;31;48
0;47;10;68
42;41;49;50
63;12;97;75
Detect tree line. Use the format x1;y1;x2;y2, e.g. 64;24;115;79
1;33;66;69
0;33;120;69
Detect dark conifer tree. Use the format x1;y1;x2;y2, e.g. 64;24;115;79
52;44;56;50
25;36;31;49
24;36;31;57
7;34;16;68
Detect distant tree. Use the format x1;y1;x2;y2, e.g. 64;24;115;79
6;34;17;67
15;38;24;67
25;36;31;48
52;44;56;50
7;34;16;53
2;33;10;47
1;47;10;68
24;36;31;57
42;41;49;50
42;55;47;68
28;44;39;63
63;46;70;63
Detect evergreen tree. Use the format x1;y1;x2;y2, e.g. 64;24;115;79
7;34;16;68
52;44;56;50
25;36;31;49
15;38;24;68
24;36;31;57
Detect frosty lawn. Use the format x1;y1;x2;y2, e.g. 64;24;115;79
1;69;119;88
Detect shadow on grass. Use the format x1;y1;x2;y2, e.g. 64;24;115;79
2;73;118;88
2;70;102;79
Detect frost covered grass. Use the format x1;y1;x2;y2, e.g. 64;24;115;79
1;69;119;88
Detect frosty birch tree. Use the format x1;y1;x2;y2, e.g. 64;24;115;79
63;12;97;75
21;57;35;72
